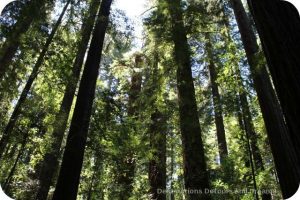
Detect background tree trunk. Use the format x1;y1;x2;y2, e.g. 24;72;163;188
116;55;143;200
2;132;28;191
0;0;71;160
170;142;175;200
148;51;167;200
205;33;228;165
0;0;51;80
149;110;167;200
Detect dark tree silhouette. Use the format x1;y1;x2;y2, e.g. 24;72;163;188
52;0;113;199
35;0;100;199
232;0;300;198
246;0;300;198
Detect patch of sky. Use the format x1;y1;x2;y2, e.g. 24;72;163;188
113;0;151;50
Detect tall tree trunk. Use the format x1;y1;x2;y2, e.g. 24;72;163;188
115;55;143;200
230;0;300;198
148;51;167;200
205;34;228;165
234;95;260;200
127;55;143;117
149;110;167;200
86;170;96;200
52;1;112;199
243;110;260;200
219;2;276;198
219;2;264;173
236;79;264;171
219;3;264;172
165;0;211;199
236;71;270;200
2;132;28;191
0;0;50;81
170;141;175;200
245;3;300;197
86;153;103;200
35;1;100;199
234;96;250;167
0;0;71;160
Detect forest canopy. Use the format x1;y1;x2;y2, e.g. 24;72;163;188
0;0;299;200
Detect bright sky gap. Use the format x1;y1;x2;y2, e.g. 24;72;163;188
113;0;149;50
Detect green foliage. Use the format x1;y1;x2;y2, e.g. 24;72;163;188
0;0;283;199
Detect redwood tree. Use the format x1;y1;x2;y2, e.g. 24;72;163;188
0;0;52;80
115;55;143;200
205;33;228;165
165;0;211;199
35;0;100;199
0;0;71;160
52;0;113;199
246;0;300;186
148;52;167;200
232;0;300;198
149;110;167;200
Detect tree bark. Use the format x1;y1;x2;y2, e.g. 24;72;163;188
205;34;228;165
234;96;250;166
0;0;71;160
245;4;300;197
234;94;260;200
52;1;112;199
34;1;100;199
2;132;28;191
115;55;143;200
149;110;167;200
236;80;264;171
86;153;104;200
243;110;260;200
170;142;175;200
236;70;270;200
148;51;167;200
127;55;143;117
220;1;264;173
231;0;300;198
0;0;50;81
165;0;211;199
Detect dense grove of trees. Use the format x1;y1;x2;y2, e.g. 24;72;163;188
0;0;299;199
